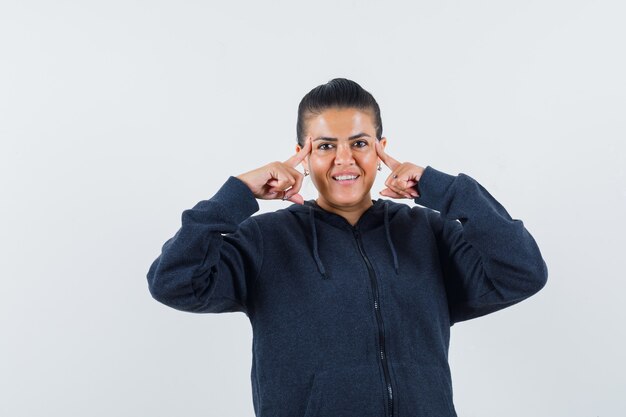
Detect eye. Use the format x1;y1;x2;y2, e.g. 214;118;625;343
353;140;368;148
318;143;334;151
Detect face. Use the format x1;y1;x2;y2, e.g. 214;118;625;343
296;107;387;213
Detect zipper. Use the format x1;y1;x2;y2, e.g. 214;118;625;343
353;227;394;417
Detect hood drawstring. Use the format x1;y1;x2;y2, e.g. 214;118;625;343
308;206;328;279
384;202;400;275
306;201;399;278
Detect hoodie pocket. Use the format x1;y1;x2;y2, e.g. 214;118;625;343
393;363;457;417
302;365;387;417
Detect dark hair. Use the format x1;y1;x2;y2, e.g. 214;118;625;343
296;78;383;147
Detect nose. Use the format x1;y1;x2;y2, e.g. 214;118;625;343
334;143;355;166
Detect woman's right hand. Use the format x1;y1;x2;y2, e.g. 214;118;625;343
236;137;312;205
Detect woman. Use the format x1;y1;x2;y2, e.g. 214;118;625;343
147;78;548;417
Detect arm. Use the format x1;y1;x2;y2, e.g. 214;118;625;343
147;139;312;315
416;166;548;325
376;143;547;325
146;176;263;315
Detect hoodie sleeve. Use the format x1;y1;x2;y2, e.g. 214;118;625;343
146;176;263;315
414;166;548;325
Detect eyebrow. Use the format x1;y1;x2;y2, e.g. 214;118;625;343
313;132;372;142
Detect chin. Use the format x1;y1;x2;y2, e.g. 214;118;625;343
327;193;369;208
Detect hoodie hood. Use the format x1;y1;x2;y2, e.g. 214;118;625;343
287;199;401;279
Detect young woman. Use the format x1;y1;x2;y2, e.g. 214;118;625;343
147;78;548;417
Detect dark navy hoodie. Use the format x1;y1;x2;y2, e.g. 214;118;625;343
146;165;548;417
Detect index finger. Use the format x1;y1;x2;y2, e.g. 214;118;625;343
284;136;312;168
375;141;401;170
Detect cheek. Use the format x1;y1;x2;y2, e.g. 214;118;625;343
309;155;330;174
356;149;378;169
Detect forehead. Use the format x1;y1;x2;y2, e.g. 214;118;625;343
307;108;376;137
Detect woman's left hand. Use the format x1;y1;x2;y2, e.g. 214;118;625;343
375;141;425;199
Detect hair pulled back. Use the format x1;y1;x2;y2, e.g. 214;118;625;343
296;78;383;147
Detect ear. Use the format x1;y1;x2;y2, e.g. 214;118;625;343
377;137;388;164
378;137;388;150
295;144;310;171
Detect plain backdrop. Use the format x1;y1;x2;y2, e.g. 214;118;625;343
1;1;625;416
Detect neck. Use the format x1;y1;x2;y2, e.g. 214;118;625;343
314;196;374;226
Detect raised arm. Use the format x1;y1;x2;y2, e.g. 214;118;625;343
146;177;263;315
417;166;548;325
147;139;312;315
375;143;548;325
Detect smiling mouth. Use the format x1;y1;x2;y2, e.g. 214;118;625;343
332;175;360;181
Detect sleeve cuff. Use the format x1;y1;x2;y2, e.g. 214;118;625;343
209;176;260;224
413;165;456;212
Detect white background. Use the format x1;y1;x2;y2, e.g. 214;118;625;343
1;1;625;416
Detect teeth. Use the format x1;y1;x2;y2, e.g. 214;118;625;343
334;175;358;181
